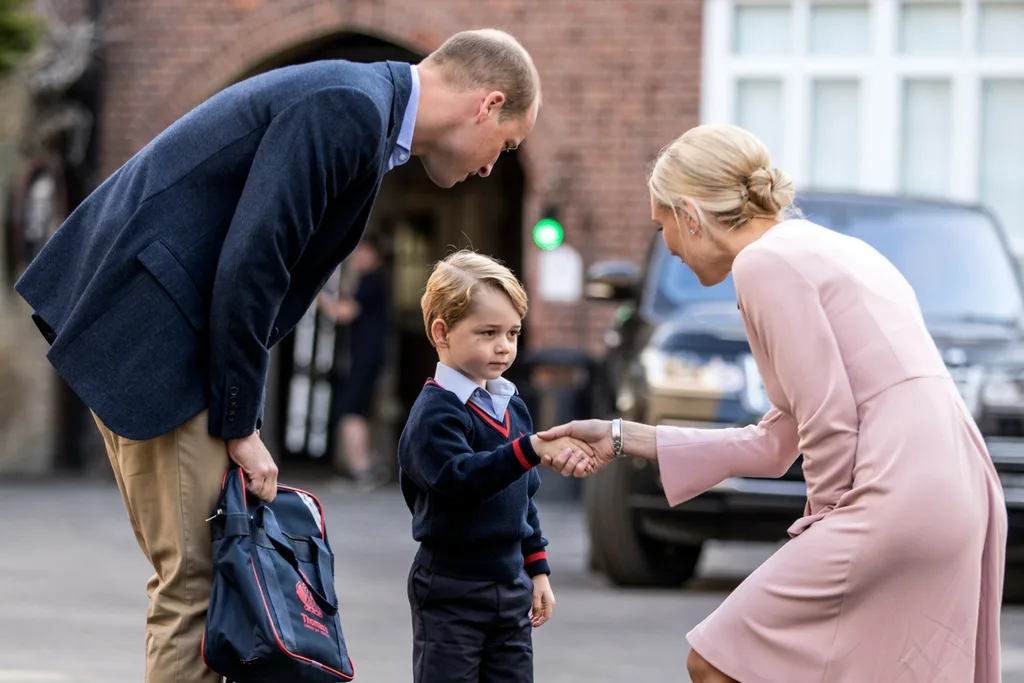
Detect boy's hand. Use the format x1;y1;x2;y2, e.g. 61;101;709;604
529;573;555;627
530;435;596;475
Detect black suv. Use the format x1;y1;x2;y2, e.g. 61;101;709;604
583;192;1024;588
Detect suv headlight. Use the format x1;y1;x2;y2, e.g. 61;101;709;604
639;349;746;394
982;371;1024;410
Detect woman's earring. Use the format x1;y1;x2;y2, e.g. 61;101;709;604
689;228;696;235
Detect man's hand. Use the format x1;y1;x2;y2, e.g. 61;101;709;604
529;573;555;627
226;432;279;502
536;419;615;477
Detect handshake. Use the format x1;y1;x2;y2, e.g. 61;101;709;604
527;419;616;478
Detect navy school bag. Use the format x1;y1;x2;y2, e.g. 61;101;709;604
201;466;356;682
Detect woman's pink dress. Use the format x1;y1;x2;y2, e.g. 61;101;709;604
656;220;1006;682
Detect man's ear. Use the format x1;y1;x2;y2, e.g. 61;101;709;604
480;91;506;120
430;319;449;347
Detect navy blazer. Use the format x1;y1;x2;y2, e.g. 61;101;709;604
14;60;413;441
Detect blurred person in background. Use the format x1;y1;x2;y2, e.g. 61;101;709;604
541;124;1005;683
13;27;540;683
318;234;390;489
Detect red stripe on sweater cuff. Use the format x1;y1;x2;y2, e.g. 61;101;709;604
513;438;533;470
523;551;547;565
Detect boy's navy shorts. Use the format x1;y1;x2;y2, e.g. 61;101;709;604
408;564;534;683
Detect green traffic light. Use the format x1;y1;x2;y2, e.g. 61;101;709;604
533;217;564;250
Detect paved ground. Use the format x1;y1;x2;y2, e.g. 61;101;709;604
2;477;1024;682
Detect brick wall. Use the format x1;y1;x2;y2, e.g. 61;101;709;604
95;0;703;353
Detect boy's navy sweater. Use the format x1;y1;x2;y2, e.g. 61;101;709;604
398;379;551;582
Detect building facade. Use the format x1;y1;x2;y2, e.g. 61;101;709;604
701;0;1024;251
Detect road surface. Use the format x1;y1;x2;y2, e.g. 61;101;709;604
2;478;1023;682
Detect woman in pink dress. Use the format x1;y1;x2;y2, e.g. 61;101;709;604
539;123;1007;683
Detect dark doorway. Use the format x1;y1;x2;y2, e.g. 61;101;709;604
237;33;526;477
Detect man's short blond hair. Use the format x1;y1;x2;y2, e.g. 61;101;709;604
422;28;541;120
421;249;529;347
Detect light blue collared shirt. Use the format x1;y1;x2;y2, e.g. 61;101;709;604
386;64;419;173
433;362;518;422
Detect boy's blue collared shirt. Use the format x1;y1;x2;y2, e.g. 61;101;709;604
433;362;517;422
386;64;419;172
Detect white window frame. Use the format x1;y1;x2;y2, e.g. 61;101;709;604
702;0;1024;249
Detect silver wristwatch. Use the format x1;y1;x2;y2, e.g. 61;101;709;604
611;418;624;458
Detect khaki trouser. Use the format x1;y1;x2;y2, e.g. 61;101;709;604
92;409;228;683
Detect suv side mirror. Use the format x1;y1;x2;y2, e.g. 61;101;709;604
585;260;641;302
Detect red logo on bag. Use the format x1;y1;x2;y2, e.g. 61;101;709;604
302;612;330;638
295;581;324;618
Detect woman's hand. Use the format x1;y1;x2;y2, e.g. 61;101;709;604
536;419;660;477
536;420;614;477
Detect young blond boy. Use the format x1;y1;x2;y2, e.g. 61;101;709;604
397;249;591;683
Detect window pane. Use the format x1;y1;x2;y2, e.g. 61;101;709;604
809;3;871;55
980;80;1024;242
734;4;791;55
979;2;1024;54
900;80;952;196
809;80;860;190
900;2;961;55
735;79;784;165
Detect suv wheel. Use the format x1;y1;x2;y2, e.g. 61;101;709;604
583;457;702;587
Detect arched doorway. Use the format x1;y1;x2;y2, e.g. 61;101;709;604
241;33;526;477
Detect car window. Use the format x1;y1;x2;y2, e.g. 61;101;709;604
799;199;1024;323
648;249;737;314
648;199;1024;323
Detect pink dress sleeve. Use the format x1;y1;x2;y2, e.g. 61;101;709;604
656;246;859;524
656;407;799;506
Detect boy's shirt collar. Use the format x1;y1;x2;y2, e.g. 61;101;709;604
433;362;517;421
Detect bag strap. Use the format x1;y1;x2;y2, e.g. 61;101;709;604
259;506;339;615
310;536;338;609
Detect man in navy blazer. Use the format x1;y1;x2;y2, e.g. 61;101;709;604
14;28;540;683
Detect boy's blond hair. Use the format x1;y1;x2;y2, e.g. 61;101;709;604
421;249;528;347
